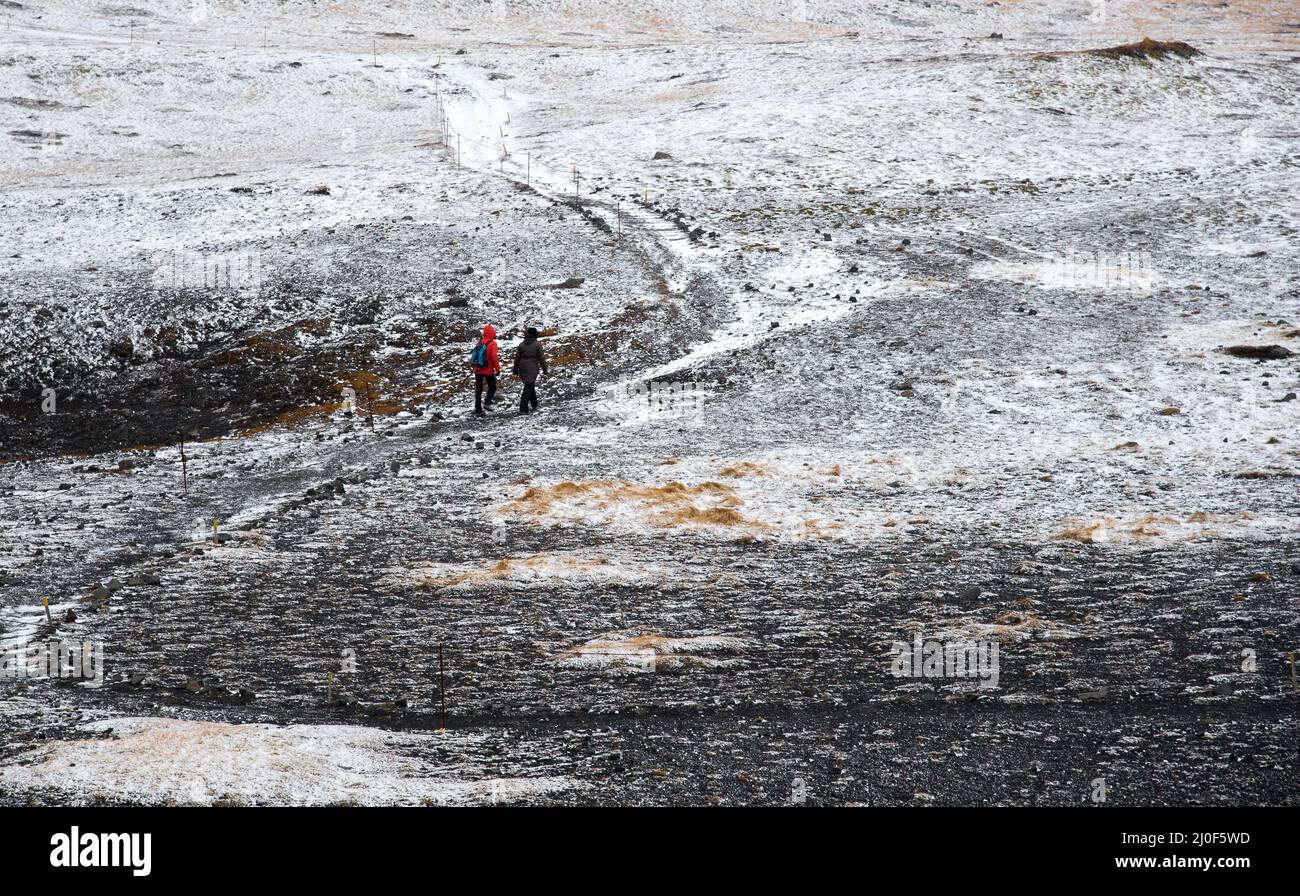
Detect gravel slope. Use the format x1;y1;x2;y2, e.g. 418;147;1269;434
1;0;1296;806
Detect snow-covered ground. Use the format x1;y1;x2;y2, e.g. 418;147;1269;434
1;0;1297;805
0;716;577;805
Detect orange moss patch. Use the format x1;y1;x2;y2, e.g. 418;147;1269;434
204;318;332;367
1055;521;1104;543
937;610;1077;645
1132;513;1179;527
800;519;841;541
1055;511;1255;543
345;370;383;391
1187;511;1254;524
501;478;761;531
661;506;749;526
718;461;768;478
237;401;343;437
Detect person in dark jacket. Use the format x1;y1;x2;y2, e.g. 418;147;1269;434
472;324;500;417
511;327;548;415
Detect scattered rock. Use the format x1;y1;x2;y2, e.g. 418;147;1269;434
1221;344;1294;361
1091;38;1200;60
1039;38;1201;62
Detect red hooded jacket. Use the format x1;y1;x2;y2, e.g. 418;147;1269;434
472;325;500;375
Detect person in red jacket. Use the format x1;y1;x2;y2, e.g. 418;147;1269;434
471;324;501;417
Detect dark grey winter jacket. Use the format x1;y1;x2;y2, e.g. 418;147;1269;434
512;337;548;384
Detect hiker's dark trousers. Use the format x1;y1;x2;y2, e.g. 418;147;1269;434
519;383;539;412
475;374;497;412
